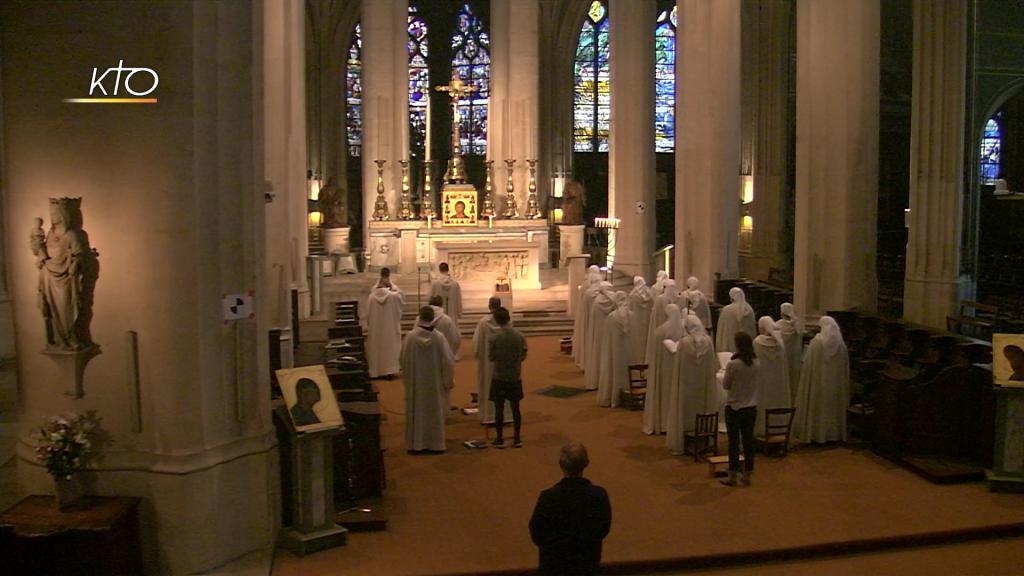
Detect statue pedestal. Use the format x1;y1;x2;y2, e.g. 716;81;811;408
323;227;351;254
558;224;585;267
41;345;101;399
988;384;1024;492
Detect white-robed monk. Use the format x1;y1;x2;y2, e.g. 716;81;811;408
628;277;654;365
573;266;602;368
646;280;680;367
472;297;509;424
362;270;405;378
598;292;631;407
584;282;616;391
777;302;804;403
715;287;756;354
682;276;712;330
666;316;719;454
400;307;455;452
429;262;463;326
752;316;791;433
643;304;685;435
793;316;850;444
651;269;670;297
428;295;461;361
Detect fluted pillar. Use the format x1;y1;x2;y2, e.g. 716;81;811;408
739;0;792;280
675;0;742;297
903;0;970;328
609;0;656;278
361;0;409;245
489;0;541;215
793;0;879;315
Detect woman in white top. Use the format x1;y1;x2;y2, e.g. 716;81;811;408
721;331;759;487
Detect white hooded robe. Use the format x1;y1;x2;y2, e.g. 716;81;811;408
430;305;461;361
793;316;850;444
429;274;463;326
584;283;616;391
628;277;654;365
472;312;511;424
715;287;757;354
643;304;685;435
573;267;602;368
666;316;719;454
646;281;680;368
400;324;454;451
363;286;405;378
777;303;804;404
753;316;792;433
682;276;712;331
598;292;631;407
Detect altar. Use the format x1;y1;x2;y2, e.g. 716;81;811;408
367;219;548;290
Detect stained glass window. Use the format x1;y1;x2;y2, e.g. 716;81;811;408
346;24;362;157
574;1;610;152
408;8;429;159
980;114;1001;184
450;3;490;155
655;6;676;153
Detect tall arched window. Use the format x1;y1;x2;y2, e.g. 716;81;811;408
655;6;676;153
980;113;1002;184
408;7;429;159
346;24;362;157
451;3;490;155
574;1;610;152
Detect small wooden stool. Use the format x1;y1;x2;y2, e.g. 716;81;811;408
705;454;744;478
559;337;573;354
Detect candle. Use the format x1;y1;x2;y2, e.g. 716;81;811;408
376;96;383;159
427;215;433;229
487;215;494;229
505;98;511;159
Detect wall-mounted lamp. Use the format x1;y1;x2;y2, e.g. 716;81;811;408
308;211;323;228
552;175;568;199
553;208;564;224
740;174;754;205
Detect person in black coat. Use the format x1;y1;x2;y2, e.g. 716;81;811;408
529;441;612;576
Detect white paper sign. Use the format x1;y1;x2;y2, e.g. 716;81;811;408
223;292;254;320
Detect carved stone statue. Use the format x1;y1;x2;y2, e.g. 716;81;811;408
561;180;585;225
318;177;349;229
34;198;100;351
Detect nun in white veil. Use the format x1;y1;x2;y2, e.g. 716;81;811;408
651;270;670;297
573;267;602;368
777;302;804;403
752;315;791;433
646;280;681;367
666;316;719;454
628;277;654;365
715;287;757;354
643;304;686;435
584;282;616;391
793;316;850;444
682;276;712;330
598;291;632;407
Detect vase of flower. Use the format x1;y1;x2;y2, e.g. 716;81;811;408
35;411;99;510
55;474;86;510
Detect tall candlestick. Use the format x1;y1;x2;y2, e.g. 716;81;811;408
505;98;511;159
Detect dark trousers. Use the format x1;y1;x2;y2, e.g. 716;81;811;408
494;399;522;442
725;405;756;473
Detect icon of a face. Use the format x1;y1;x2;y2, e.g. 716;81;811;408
454;201;467;218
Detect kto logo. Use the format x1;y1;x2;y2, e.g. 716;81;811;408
64;60;159;104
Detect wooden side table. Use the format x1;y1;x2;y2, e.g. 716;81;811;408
0;495;143;575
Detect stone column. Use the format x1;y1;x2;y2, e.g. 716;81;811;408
793;0;879;316
489;0;540;216
609;0;656;278
361;0;409;246
739;0;792;280
265;0;307;346
903;0;970;329
675;0;742;298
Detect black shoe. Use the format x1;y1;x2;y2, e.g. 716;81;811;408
513;440;523;448
492;439;505;449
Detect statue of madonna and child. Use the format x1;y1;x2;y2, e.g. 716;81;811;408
30;197;100;352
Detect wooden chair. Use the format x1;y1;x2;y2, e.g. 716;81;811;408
946;300;1000;340
756;407;796;457
684;412;719;462
619;364;648;410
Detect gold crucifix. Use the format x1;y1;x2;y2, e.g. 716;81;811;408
436;70;478;183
